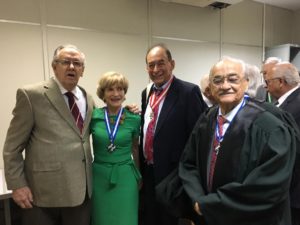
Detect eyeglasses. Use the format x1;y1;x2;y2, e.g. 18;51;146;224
211;74;244;86
56;59;84;68
147;60;169;70
264;77;281;86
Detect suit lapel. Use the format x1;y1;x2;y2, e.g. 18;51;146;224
154;78;178;136
81;88;94;135
44;78;81;135
200;107;218;190
279;87;300;110
212;101;262;191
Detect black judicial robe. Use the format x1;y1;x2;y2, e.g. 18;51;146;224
179;100;296;225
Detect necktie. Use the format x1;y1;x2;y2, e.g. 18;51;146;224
153;86;163;95
144;89;162;164
65;92;84;133
208;115;226;191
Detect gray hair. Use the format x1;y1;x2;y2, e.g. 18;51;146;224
52;44;86;67
209;56;246;79
263;57;282;65
199;74;210;91
245;64;262;97
273;62;300;86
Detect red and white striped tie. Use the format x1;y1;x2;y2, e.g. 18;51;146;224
65;92;84;133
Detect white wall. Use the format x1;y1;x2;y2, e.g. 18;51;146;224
1;0;300;169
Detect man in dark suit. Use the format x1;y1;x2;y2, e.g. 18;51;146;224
179;57;296;225
139;43;207;225
265;62;300;225
3;44;94;225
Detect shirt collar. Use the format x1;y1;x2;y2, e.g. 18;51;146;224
53;76;80;100
277;85;300;107
218;97;246;123
153;75;174;91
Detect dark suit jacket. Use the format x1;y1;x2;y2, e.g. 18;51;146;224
3;78;94;207
179;100;296;225
140;76;207;184
279;87;300;208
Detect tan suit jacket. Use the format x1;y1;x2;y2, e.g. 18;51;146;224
3;78;94;207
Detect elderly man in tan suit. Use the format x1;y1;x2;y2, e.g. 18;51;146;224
3;44;94;225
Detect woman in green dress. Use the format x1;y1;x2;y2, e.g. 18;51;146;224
91;71;141;225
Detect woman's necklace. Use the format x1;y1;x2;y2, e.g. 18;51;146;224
104;107;124;153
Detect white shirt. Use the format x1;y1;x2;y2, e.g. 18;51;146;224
54;77;87;119
217;98;246;136
143;76;173;157
276;85;300;107
207;97;246;183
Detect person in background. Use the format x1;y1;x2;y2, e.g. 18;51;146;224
244;63;263;98
179;56;296;225
139;43;207;225
256;57;282;102
199;74;216;107
264;62;300;225
3;44;94;225
91;71;141;225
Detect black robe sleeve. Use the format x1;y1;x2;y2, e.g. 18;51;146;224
179;109;296;225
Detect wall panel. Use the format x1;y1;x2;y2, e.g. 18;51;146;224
0;23;44;167
0;0;300;169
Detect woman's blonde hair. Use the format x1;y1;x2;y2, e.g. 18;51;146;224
96;71;128;101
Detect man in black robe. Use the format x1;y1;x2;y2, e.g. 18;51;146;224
179;57;296;225
264;62;300;225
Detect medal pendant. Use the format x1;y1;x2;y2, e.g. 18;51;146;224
107;142;116;152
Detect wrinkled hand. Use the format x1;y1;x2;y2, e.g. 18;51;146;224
12;186;33;209
125;104;141;115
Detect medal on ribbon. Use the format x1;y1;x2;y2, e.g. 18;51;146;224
104;107;123;153
148;76;174;120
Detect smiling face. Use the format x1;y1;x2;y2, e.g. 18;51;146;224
146;46;174;87
97;71;128;114
209;59;248;114
52;47;85;91
104;84;125;114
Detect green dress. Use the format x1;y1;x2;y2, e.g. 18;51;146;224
91;108;141;225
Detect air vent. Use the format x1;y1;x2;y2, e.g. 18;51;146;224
160;0;244;8
209;1;230;9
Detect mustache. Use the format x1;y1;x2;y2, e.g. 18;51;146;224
218;91;234;96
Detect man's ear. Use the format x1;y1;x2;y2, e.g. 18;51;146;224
170;59;175;70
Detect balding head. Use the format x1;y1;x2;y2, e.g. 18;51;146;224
273;62;300;86
266;62;300;99
209;56;248;114
261;57;282;77
263;57;282;65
